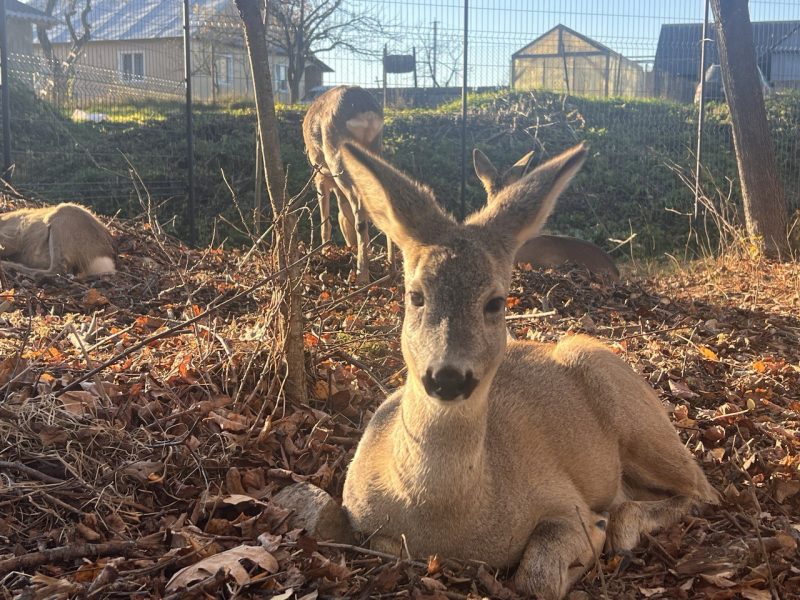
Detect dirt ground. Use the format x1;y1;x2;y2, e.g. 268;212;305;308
0;211;798;600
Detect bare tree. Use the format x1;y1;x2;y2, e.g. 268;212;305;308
36;0;92;106
235;0;307;402
710;0;790;258
414;21;461;87
193;18;245;104
265;0;385;103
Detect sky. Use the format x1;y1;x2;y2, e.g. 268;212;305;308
320;0;800;88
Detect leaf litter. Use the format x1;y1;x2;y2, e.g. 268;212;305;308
0;204;798;599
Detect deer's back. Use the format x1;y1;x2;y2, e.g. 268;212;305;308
302;86;383;179
516;235;619;279
1;204;114;272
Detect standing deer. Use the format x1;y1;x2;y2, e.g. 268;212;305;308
341;143;717;600
303;85;392;284
474;148;620;281
1;203;116;277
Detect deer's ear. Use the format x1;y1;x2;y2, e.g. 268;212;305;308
340;142;455;250
467;143;587;250
500;151;536;190
473;149;499;197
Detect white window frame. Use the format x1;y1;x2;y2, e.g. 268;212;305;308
274;63;288;92
215;54;233;87
118;51;145;84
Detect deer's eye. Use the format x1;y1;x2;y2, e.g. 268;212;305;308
484;297;505;315
409;291;425;307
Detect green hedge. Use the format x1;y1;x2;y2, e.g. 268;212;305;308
6;87;799;257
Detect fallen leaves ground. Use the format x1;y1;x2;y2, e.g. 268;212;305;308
0;208;798;599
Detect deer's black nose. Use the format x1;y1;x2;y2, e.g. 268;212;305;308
422;366;478;401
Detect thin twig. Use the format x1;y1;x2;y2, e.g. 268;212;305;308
505;310;557;321
0;541;137;575
307;273;393;317
332;350;390;395
313;541;427;568
0;460;64;485
575;506;609;600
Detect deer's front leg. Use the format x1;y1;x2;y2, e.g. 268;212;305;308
352;202;370;285
317;180;332;245
514;512;607;600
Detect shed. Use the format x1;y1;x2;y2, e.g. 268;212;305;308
511;24;645;98
653;21;800;101
5;0;56;58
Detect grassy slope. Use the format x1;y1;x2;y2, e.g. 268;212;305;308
7;87;800;256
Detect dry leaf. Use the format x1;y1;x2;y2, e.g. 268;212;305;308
740;589;771;600
59;390;99;415
120;460;164;483
84;288;110;308
669;379;698;400
698;345;719;361
166;545;278;591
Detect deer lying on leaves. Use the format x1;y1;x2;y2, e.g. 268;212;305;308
341;142;717;600
0;203;115;277
474;148;620;281
303;85;392;284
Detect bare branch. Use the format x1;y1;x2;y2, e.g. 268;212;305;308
264;0;392;101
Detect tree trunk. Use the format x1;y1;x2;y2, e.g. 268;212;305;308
710;0;789;258
289;76;301;104
235;0;307;403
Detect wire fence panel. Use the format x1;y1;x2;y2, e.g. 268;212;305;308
1;0;798;254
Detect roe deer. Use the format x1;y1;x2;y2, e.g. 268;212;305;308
340;143;717;600
303;85;392;283
474;148;620;281
0;203;115;277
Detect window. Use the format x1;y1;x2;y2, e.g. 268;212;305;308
215;55;233;86
119;52;144;82
274;63;288;92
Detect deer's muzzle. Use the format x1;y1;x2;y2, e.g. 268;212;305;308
422;366;479;401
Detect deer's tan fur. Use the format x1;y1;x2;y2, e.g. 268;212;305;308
474;148;620;280
341;143;716;600
303;85;392;283
0;203;115;277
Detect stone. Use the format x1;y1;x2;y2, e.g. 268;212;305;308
272;482;353;542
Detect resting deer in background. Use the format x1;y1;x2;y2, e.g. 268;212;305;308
474;148;620;281
340;143;717;600
303;85;393;284
0;203;116;277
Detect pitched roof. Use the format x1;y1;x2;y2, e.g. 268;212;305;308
8;0;58;26
513;24;633;62
654;21;800;79
24;0;234;43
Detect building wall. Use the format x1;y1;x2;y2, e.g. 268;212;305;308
771;29;800;88
33;36;301;105
8;17;34;56
7;17;40;87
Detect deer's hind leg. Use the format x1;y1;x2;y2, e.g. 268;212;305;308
1;227;63;278
606;403;718;553
316;177;334;245
605;495;697;554
335;188;357;248
514;509;607;600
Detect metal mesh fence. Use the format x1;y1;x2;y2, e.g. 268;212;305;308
1;0;798;253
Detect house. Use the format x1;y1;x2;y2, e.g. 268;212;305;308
25;0;331;105
3;0;57;85
653;21;800;102
511;24;645;98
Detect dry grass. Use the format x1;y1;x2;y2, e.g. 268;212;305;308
0;196;798;599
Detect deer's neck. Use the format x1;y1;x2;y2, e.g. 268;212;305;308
393;378;490;502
